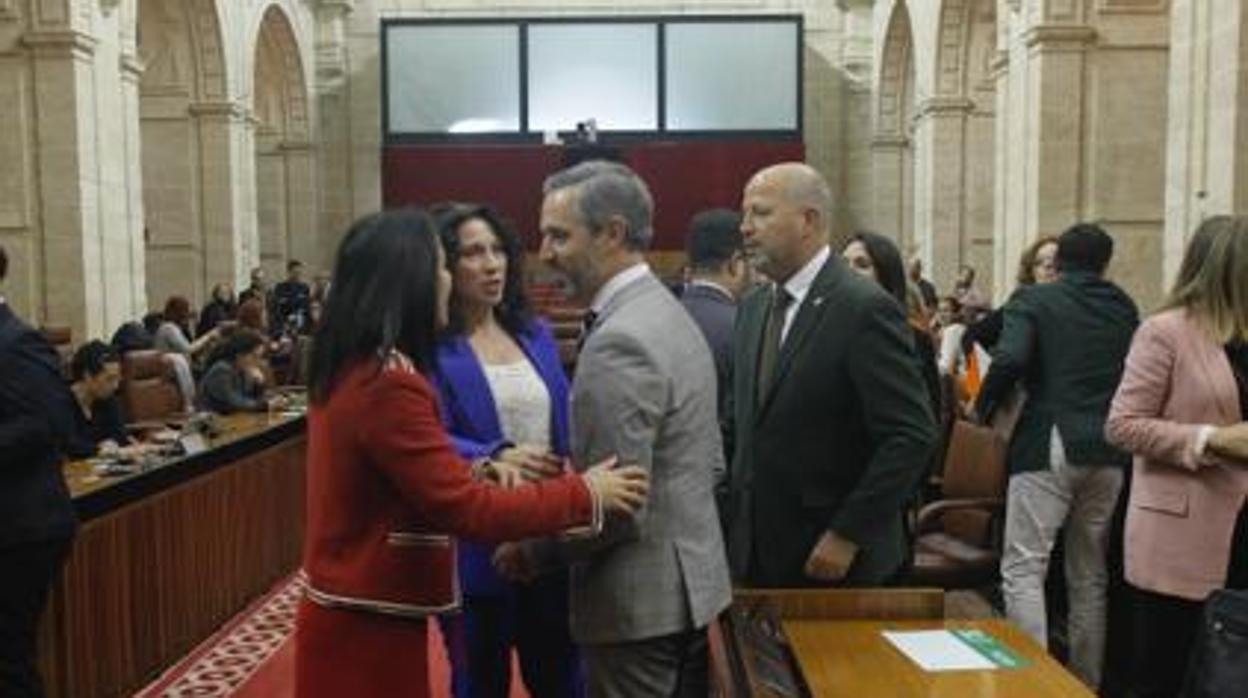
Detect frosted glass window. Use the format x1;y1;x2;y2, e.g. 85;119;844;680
665;22;799;130
386;25;520;133
528;24;657;131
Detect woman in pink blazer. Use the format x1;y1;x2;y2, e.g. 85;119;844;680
1105;215;1248;698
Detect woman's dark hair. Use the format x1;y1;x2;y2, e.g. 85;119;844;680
430;202;532;338
0;243;7;281
209;329;265;366
308;209;442;403
844;231;908;307
111;321;153;353
163;296;192;329
71;340;119;382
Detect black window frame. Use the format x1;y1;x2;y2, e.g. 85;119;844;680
380;14;804;144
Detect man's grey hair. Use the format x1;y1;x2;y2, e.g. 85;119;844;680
543;160;654;251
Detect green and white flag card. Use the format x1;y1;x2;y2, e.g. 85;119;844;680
883;628;1029;672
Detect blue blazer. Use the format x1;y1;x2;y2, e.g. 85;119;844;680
432;318;571;596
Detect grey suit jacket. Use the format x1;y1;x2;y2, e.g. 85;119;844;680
554;272;733;645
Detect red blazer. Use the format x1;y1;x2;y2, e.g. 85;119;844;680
301;354;597;617
1106;309;1248;600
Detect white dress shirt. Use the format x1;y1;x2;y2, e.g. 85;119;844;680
590;262;651;316
779;245;830;343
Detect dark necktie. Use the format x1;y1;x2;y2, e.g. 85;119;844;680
756;287;794;404
576;310;599;352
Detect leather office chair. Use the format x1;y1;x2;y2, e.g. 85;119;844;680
40;325;73;379
909;419;1008;589
120;350;185;423
543;306;586;325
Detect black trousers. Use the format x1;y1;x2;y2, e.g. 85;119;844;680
1126;506;1248;698
0;537;73;698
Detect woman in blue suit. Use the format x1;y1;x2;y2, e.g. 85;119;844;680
431;203;583;698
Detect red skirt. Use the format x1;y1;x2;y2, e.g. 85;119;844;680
295;599;431;698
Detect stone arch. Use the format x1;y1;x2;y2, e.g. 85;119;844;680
877;2;916;140
872;1;918;253
908;0;999;293
252;3;318;280
138;0;237;310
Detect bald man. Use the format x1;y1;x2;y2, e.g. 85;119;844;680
724;163;936;587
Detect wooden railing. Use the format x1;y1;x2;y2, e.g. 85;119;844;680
37;417;307;698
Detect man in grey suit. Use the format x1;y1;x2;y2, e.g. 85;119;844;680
680;208;752;467
498;161;732;697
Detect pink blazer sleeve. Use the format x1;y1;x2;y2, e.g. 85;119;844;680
1105;319;1214;471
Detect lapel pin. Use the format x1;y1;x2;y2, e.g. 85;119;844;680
813;297;825;307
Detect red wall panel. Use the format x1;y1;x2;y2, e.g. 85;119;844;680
382;140;804;251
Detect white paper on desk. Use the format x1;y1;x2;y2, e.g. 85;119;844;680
882;630;997;671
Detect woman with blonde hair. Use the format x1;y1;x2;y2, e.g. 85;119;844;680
1105;215;1248;698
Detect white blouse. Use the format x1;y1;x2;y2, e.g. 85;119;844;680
481;358;551;452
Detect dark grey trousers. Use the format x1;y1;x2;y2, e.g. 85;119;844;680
582;627;709;698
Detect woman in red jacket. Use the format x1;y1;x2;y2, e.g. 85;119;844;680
296;209;649;698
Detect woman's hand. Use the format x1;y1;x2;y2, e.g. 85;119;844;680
495;445;564;481
582;457;649;515
1209;423;1248;462
482;459;526;489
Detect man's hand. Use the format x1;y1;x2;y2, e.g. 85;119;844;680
493;543;536;583
495;445;564;481
804;531;859;583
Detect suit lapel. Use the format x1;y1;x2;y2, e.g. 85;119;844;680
437;338;503;440
1185;317;1242;422
757;258;841;420
736;286;769;421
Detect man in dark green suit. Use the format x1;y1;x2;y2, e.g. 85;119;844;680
973;223;1138;690
725;163;936;588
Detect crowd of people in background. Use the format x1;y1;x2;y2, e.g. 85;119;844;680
4;158;1248;698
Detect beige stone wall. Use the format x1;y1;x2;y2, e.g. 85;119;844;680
1165;0;1248;283
992;0;1169;308
0;0;1239;341
872;0;1172;308
0;0;319;342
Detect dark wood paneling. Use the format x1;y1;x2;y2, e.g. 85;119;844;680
37;428;306;698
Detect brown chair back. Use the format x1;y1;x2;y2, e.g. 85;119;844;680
939;420;1008;546
120;350;184;422
40;325;74;378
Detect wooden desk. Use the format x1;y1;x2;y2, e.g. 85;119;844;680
37;412;307;698
784;618;1093;697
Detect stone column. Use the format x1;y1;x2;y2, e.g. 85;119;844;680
912;95;974;290
991;50;1013;302
1021;25;1095;241
282;140;320;267
23;28;100;337
870;133;912;250
120;52;147;313
314;0;354;259
1164;0;1248;281
191;100;252;296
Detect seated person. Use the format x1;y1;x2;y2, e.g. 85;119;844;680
197;330;283;414
66;341;141;459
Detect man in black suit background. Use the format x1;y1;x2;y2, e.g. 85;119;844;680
725;162;936;588
0;245;78;697
680;208;752;466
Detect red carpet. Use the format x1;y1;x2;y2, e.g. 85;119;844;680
135;574;528;698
